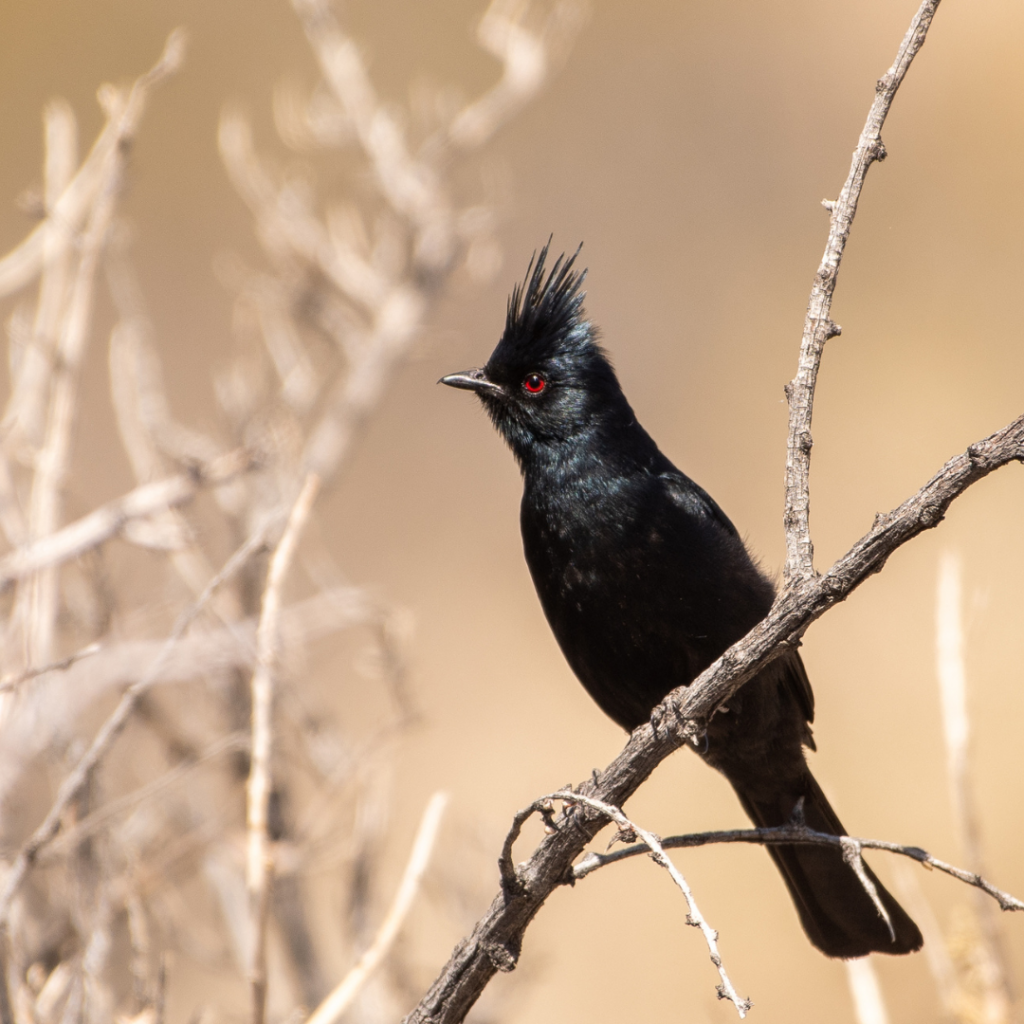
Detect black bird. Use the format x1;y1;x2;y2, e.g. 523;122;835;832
441;243;922;958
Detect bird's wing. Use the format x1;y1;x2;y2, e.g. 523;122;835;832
782;650;816;728
657;470;740;538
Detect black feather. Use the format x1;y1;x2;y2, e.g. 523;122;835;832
501;239;589;365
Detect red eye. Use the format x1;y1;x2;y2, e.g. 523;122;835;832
523;373;546;394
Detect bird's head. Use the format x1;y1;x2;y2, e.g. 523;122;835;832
441;242;630;465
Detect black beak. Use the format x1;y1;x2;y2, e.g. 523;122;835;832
438;367;503;395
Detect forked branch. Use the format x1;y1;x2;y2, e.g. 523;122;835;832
783;0;941;583
403;1;1024;1020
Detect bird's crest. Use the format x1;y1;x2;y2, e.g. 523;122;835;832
499;240;590;363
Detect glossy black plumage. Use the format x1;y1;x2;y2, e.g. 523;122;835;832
442;244;922;958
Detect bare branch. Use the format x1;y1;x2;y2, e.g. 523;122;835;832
0;448;255;591
0;585;374;810
447;0;586;150
511;792;750;1016
935;552;1016;1018
0;31;185;303
0;641;101;695
42;732;249;860
305;792;449;1024
247;472;320;1024
0;511;281;931
845;959;890;1024
573;821;1024;914
783;0;941;584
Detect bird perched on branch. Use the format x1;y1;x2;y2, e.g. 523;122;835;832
440;242;922;958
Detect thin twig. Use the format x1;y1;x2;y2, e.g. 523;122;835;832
0;510;282;930
0;448;255;591
24;94;131;663
305;792;449;1024
125;886;153;1013
0;585;372;810
247;472;321;1024
518;792;750;1016
0;31;186;302
841;836;895;942
0;641;100;694
571;822;1024;912
9;30;187;670
783;0;941;583
5;99;77;454
42;733;249;860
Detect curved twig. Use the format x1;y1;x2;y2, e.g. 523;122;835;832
508;792;751;1016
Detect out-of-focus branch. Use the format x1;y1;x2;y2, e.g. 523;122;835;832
0;448;255;592
305;792;448;1024
0;30;187;680
447;0;585;150
0;641;100;695
783;0;940;584
936;552;1016;1022
0;513;280;932
222;0;582;492
845;959;890;1024
42;732;249;861
0;4;576;1020
0;32;186;302
247;472;320;1024
0;584;375;809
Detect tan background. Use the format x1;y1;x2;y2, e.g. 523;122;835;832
2;0;1023;1021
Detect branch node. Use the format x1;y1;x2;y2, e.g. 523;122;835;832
966;440;987;466
918;502;945;529
608;825;640;848
482;941;518;973
821;198;835;213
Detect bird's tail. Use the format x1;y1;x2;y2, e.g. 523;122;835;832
733;770;923;958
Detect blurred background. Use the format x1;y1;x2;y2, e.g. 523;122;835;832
0;1;1022;1023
